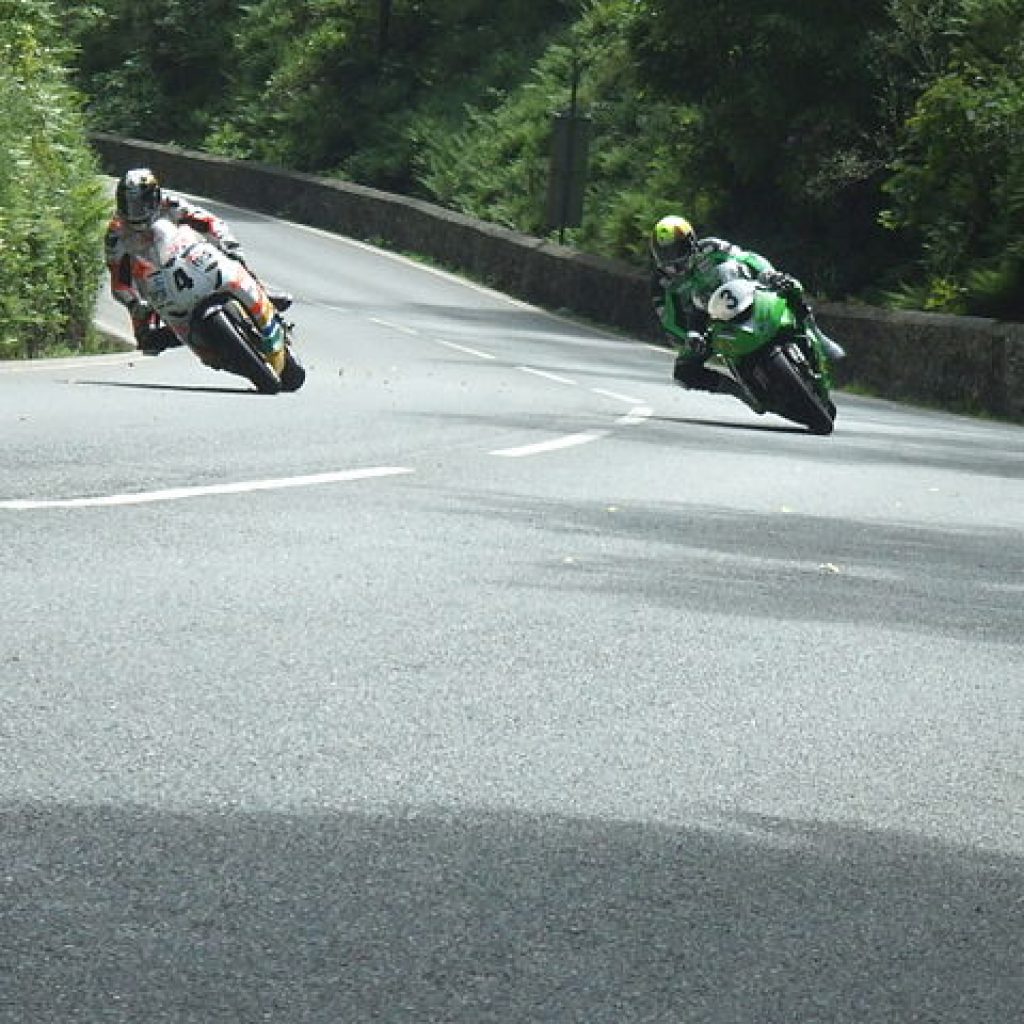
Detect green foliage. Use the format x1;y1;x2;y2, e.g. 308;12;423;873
413;1;708;263
625;0;898;290
0;0;107;359
880;0;1024;316
74;0;241;143
413;56;568;232
208;0;577;189
63;0;1024;319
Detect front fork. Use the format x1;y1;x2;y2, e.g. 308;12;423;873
723;356;766;409
227;298;288;373
732;337;829;406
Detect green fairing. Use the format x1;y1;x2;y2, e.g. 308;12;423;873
711;290;795;359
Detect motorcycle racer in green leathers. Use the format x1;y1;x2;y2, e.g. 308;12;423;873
650;214;843;412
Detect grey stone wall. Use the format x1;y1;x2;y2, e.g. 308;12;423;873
92;133;1024;422
815;302;1023;421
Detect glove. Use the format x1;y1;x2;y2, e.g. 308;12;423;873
664;258;691;280
221;240;247;265
760;270;800;294
686;329;710;359
763;272;812;321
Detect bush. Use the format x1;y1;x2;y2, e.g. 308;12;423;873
0;0;108;359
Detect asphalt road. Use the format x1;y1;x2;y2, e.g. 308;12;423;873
1;200;1022;1022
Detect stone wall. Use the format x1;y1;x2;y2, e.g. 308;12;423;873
91;133;1024;422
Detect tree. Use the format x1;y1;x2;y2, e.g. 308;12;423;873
881;0;1024;315
625;0;895;291
73;0;241;144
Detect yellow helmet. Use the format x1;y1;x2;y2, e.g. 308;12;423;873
651;214;697;268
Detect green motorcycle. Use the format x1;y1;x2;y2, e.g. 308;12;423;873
704;262;837;435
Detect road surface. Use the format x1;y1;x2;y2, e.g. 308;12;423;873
2;200;1021;1022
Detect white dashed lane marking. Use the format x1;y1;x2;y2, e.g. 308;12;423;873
435;340;496;360
490;432;606;458
491;406;652;458
591;387;644;405
369;317;419;335
516;366;577;386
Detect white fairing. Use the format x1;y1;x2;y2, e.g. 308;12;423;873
136;219;234;329
707;277;757;322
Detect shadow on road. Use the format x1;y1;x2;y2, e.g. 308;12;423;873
74;380;262;396
444;495;1024;643
2;801;1019;1023
652;413;810;436
635;409;1023;480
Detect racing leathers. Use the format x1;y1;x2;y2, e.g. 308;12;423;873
654;237;787;405
104;193;285;357
652;237;843;407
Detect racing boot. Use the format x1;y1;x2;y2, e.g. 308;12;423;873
135;316;183;356
245;287;287;356
819;330;846;363
261;314;286;350
675;357;765;414
797;306;846;363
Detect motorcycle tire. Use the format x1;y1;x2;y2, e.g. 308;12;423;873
763;346;835;435
203;307;281;395
279;349;306;392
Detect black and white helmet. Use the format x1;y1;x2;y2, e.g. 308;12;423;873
115;167;162;227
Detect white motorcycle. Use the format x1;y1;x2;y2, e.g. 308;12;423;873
135;218;305;394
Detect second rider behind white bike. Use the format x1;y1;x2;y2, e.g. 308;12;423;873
105;167;291;360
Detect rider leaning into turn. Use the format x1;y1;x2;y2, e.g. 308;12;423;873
105;167;289;356
649;214;843;412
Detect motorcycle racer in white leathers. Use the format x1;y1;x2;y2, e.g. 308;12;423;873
104;167;289;358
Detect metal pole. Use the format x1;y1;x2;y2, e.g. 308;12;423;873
559;54;581;245
378;0;392;56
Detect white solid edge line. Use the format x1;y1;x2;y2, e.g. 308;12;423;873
0;352;137;374
0;467;414;510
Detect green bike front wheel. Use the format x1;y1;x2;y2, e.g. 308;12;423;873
763;346;835;435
